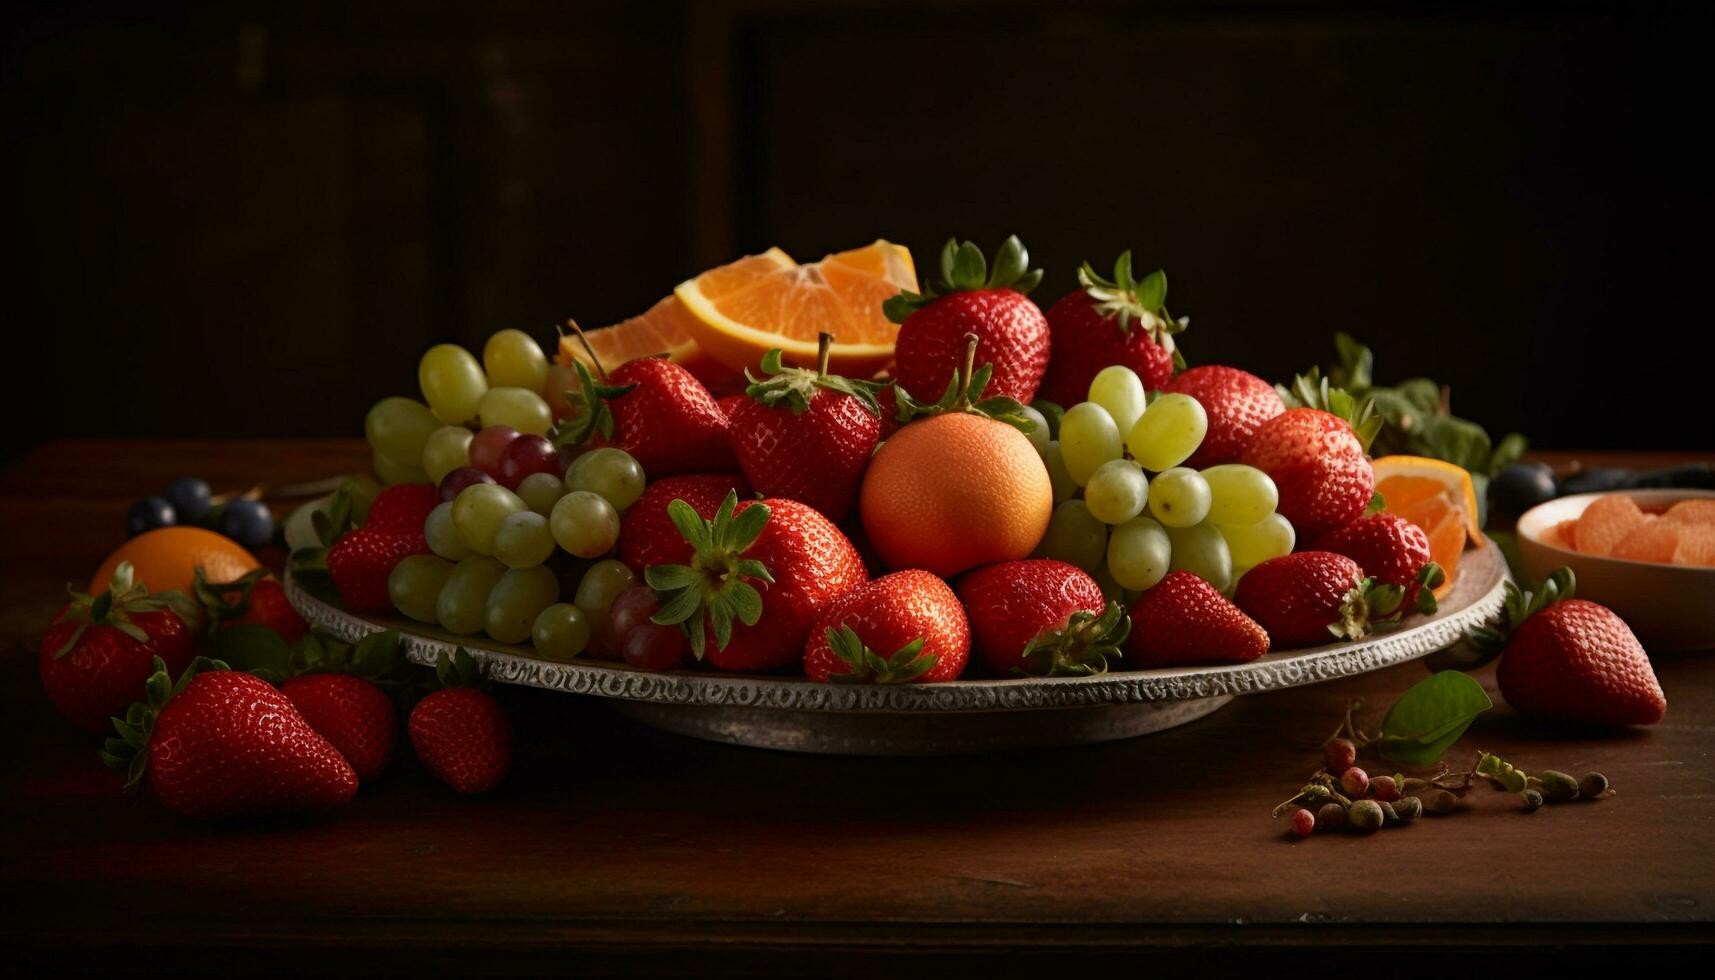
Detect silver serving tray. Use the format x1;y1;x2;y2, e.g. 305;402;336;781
284;545;1507;755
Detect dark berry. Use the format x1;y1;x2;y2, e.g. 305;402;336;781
1316;802;1347;832
1323;737;1357;775
1488;462;1557;516
1578;771;1610;799
1370;775;1400;802
1340;767;1369;797
163;477;213;523
126;497;177;536
217;498;275;549
1522;788;1545;811
495;435;560;489
438;467;497;503
1289;808;1315;837
1347;799;1384;833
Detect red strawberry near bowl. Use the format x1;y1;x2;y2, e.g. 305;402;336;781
1239;372;1382;541
1472;568;1666;728
618;472;751;573
40;560;199;733
1233;551;1406;649
645;492;868;672
1038;251;1187;406
409;650;513;794
803;569;971;683
327;528;429;614
1165;365;1284;468
291;487;428;614
1312;513;1444;615
1125;571;1269;667
955;559;1125;676
195;567;310;644
100;656;359;819
883;235;1050;404
553;356;736;478
729;333;887;522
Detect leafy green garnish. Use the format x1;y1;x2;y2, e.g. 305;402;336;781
1376;670;1493;764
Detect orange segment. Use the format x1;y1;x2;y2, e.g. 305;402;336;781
1372;455;1485;597
675;240;918;378
558;248;794;385
1573;494;1647;557
1613;518;1683;564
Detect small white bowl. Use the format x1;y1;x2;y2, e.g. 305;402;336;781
1516;488;1715;651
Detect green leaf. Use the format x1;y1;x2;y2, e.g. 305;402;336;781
644;564;698;591
666;499;711;553
1135;269;1167;312
951;240;987;290
1377;671;1493;765
1331;331;1374;391
210;624;294;682
989;235;1027;288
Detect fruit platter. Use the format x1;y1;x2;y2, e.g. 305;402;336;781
243;235;1519;754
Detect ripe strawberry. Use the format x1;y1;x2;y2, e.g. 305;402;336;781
804;569;970;683
955;559;1124;676
1165;365;1284;468
364;483;439;534
554;356;735;477
326;527;428;614
40;561;198;733
1233;551;1405;649
281;673;397;782
408;650;511;794
102;657;359;819
1240;409;1374;540
195;568;309;643
647;492;868;672
729;335;886;522
1312;513;1443;613
717;393;749;420
1473;569;1666;727
884;236;1049;404
1125;571;1270;667
618;472;751;573
1038;252;1186;406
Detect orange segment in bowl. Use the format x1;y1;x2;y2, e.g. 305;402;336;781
675;240;918;378
1573;494;1647;557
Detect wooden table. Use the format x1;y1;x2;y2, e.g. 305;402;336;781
3;441;1711;973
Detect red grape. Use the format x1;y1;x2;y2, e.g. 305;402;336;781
438;466;496;503
496;434;560;489
469;425;520;476
1340;767;1369;797
1290;808;1315;837
622;622;686;671
608;585;660;643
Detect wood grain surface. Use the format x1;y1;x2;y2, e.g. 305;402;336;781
2;441;1711;973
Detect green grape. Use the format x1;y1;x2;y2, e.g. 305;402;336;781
1217;512;1296;570
365;397;442;465
422;425;475;485
1043;441;1076;504
1032;400;1064;440
564;447;647;512
492;511;556;568
389;554;455;623
1166;522;1233;594
515;471;566;516
1084;459;1149;525
1090;560;1125;604
550;490;621;558
532;603;591;661
483;328;550;393
1202;464;1278;527
574;559;636;619
1107;516;1172;592
436;556;506;635
1059;401;1123;486
1088;365;1147;433
484;564;561;644
476;386;553;436
1017;404;1050;456
1033;499;1109;573
1127;393;1208;472
372;448;429;487
452;483;525;554
419;344;488;425
425;501;474;560
1148;466;1212;528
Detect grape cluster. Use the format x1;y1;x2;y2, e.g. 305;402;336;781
1032;365;1291;601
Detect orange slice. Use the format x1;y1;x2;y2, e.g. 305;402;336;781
675;240;918;377
558;248;794;384
1372;455;1485;594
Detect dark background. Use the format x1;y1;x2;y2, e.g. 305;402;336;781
3;0;1709;462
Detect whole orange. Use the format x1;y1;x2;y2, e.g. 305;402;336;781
859;413;1052;577
91;526;261;596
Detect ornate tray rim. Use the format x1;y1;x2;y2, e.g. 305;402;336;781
284;545;1507;714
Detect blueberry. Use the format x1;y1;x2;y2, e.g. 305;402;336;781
218;499;276;549
1488;462;1557;515
164;477;214;523
126;497;177;536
